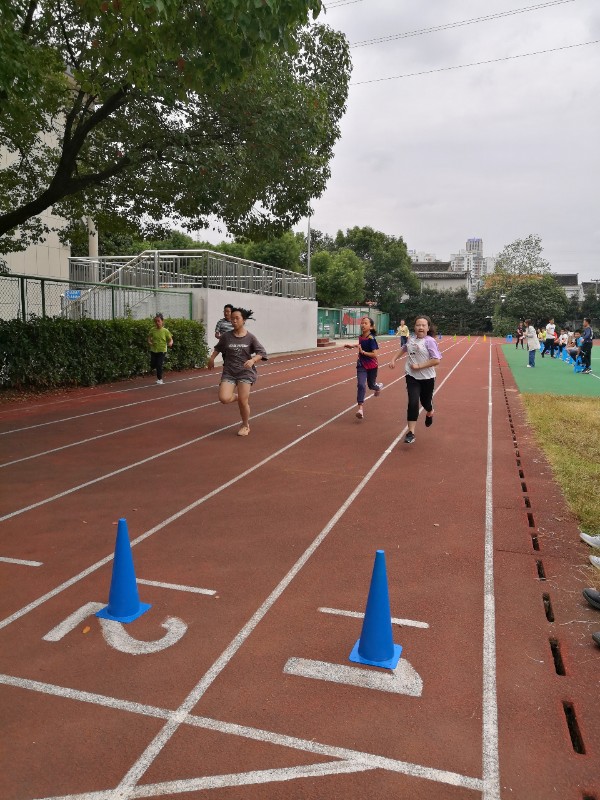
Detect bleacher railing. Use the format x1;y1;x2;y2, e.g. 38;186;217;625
68;249;316;300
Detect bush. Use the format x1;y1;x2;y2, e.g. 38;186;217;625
491;314;518;337
0;316;208;389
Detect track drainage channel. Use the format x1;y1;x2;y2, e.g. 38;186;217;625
536;560;546;579
549;638;566;675
543;593;555;622
563;702;586;754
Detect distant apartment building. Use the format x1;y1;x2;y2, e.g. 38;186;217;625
408;249;439;263
551;273;583;301
450;238;495;289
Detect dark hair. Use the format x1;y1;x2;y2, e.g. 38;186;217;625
524;318;531;326
154;312;164;320
232;307;255;322
414;315;437;337
583;317;591;324
224;304;234;312
362;316;376;333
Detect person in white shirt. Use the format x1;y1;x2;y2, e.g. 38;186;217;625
557;329;568;357
524;319;538;367
541;318;556;358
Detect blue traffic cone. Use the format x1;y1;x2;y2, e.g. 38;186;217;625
96;518;151;623
349;550;402;669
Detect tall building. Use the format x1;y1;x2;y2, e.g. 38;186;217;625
450;238;495;291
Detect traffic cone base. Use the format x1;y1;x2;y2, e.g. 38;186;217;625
349;639;402;670
96;601;151;624
96;518;151;624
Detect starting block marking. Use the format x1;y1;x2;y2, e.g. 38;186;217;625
42;602;187;654
284;657;423;696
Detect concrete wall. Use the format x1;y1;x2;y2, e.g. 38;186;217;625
191;288;317;356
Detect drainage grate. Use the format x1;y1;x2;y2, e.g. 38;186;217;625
531;534;540;551
527;512;535;528
563;702;586;754
549;638;566;675
542;593;554;622
536;560;546;580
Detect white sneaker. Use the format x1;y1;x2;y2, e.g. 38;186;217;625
156;379;164;385
526;365;533;368
580;531;600;548
374;382;384;397
590;555;600;570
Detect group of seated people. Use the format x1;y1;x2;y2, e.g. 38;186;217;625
533;327;583;359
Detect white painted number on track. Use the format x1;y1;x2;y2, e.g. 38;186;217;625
42;602;187;654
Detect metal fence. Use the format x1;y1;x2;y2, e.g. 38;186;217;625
69;249;316;300
318;307;390;338
0;274;192;321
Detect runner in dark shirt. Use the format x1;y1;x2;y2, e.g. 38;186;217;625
207;308;267;436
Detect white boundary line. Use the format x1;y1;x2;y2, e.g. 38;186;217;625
0;674;483;798
318;606;429;629
482;342;500;799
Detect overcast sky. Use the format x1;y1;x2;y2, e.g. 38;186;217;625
294;0;600;283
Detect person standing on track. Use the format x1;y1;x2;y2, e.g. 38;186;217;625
389;315;441;445
396;319;409;346
214;304;234;339
344;316;384;419
206;307;267;436
148;312;173;385
524;319;538;368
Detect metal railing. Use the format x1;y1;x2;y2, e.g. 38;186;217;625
0;274;192;321
69;249;316;300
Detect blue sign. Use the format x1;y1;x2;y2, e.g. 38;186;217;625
65;290;81;300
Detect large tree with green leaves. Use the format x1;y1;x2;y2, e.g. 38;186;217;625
333;227;418;313
503;275;569;324
310;247;364;306
0;0;350;256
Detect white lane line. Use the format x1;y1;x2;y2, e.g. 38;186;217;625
0;349;378;468
0;673;171;720
0;371;412;630
0;556;43;566
318;606;429;628
482;343;500;800
2;673;483;796
0;342;381;437
284;657;423;697
112;343;478;798
136;579;216;595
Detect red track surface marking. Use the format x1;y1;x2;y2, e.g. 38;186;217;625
0;338;598;800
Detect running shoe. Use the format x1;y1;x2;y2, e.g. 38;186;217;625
425;412;434;427
580;531;600;548
156;379;164;385
590;555;600;570
374;383;384;397
404;432;415;444
356;409;364;419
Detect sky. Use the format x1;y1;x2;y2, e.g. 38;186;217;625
291;0;600;283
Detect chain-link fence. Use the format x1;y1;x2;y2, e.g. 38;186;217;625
0;274;192;321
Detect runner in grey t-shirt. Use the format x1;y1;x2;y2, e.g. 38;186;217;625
207;307;267;437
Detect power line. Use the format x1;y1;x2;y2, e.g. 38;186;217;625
325;0;364;9
351;38;600;86
352;0;576;48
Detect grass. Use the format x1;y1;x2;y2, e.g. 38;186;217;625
521;395;600;536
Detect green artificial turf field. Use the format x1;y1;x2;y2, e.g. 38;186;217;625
501;343;600;397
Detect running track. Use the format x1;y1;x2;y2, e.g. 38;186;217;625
0;337;598;800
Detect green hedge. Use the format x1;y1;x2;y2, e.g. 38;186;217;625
0;317;209;389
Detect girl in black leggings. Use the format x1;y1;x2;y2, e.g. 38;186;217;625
389;315;442;445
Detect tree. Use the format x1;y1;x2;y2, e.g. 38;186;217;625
334;227;419;313
0;1;350;256
311;248;365;306
245;232;304;271
502;275;569;324
494;234;550;277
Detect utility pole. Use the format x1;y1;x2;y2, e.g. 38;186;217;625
307;216;311;277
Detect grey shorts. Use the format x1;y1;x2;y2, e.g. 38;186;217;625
221;377;253;386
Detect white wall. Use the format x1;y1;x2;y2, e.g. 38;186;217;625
191;288;317;356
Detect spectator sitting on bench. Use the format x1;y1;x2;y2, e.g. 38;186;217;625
568;331;583;360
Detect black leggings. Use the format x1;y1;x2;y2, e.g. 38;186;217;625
406;374;435;421
150;351;166;380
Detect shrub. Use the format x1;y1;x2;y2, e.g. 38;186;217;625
0;317;208;389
